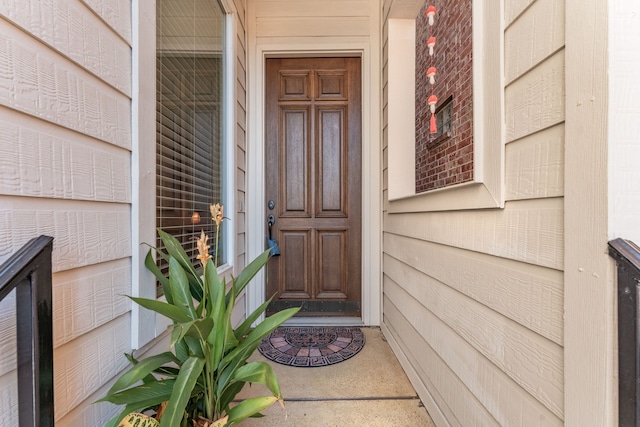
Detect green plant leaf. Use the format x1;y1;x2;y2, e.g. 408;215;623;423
226;396;279;426
188;279;204;303
102;227;296;427
205;258;222;305
106;352;179;396
222;280;239;353
207;268;227;369
129;296;191;323
231;249;271;296
232;362;281;398
172;318;214;347
144;249;172;304
174;339;190;363
158;229;203;285
182;335;205;358
159;356;206;427
219;307;300;371
169;257;197;320
123;353;157;385
218;381;245;414
98;379;175;405
234;297;273;340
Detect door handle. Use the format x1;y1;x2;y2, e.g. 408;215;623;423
266;215;280;256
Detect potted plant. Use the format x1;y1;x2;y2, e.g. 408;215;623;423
98;204;299;427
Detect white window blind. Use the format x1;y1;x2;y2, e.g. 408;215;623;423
156;0;226;292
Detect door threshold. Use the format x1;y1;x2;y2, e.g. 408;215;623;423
282;317;364;327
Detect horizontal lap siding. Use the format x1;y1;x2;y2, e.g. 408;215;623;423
253;0;371;41
382;0;566;424
0;0;132;95
233;0;248;283
54;314;131;419
0;0;133;424
0;371;18;426
52;259;132;347
0;26;131;150
505;124;564;200
384;198;564;270
0;108;131;202
385;301;498;426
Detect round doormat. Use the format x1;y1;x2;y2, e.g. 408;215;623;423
258;326;365;367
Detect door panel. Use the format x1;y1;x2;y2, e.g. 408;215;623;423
280;230;311;299
317;108;347;216
282;108;310;216
317;229;348;298
266;57;362;317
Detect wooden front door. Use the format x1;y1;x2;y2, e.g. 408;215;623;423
265;57;362;317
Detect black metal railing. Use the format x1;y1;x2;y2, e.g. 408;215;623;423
609;237;640;426
0;235;54;427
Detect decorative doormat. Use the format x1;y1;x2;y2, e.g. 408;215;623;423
258;326;365;367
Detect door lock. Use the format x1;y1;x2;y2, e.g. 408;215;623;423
266;214;280;256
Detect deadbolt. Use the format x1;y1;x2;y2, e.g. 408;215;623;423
268;199;275;210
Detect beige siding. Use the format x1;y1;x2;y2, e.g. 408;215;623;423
253;0;372;40
0;0;132;423
231;0;248;319
382;0;566;424
234;0;248;273
563;0;613;423
0;0;244;423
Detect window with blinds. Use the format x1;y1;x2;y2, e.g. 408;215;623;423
156;0;226;295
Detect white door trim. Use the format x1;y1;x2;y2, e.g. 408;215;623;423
246;43;382;326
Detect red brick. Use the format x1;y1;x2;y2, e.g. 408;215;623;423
415;0;474;192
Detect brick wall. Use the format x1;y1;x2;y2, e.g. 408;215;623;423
415;0;473;193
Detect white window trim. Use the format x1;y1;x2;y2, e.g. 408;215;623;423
387;0;504;212
131;0;237;349
131;0;158;349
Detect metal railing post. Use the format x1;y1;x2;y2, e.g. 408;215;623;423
609;238;640;426
0;235;54;427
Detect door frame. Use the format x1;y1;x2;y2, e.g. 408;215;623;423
246;43;381;326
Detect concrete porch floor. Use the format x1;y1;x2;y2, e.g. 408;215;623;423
237;327;435;426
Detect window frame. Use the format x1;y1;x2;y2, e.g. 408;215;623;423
386;0;504;212
131;0;236;349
